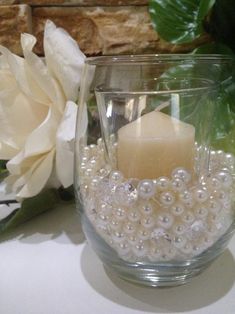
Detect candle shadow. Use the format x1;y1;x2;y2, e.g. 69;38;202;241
0;203;85;245
80;244;235;313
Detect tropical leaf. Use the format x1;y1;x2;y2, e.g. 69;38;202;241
208;0;235;53
0;189;60;234
149;0;215;44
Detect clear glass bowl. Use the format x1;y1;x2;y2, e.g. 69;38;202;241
75;55;235;287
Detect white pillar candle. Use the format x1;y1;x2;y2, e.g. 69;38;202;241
117;111;195;179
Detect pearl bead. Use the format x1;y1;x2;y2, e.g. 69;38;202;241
180;242;193;255
124;222;137;234
207;176;222;191
114;207;126;221
172;223;186;235
149;246;162;260
89;144;97;155
207;198;221;213
110;218;122;230
173;235;187;249
172;167;191;183
162;247;176;260
137;228;150;240
160;191;175;206
90;177;100;190
170;203;185;216
127;234;139;245
127;210;141;223
195;206;208;219
141;216;155;229
132;241;148;257
137;180;156;199
154;177;170;191
82;146;90;158
99;202;112;215
181;211;195;224
157;213;174;229
171;178;186;192
215;171;233;188
139;203;153;215
85;168;93;177
109;171;124;184
118;242;131;256
112;230;126;243
224;153;235;168
179;190;193;205
194;188;208;203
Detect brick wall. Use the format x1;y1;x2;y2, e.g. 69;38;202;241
0;1;209;55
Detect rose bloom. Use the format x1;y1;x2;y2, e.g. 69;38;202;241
0;21;85;199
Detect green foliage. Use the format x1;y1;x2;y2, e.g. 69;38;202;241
208;0;235;53
0;189;60;234
149;0;215;44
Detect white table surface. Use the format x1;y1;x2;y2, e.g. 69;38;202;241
0;203;235;314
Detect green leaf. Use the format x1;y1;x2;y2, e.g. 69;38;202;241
208;0;235;53
193;42;235;55
0;189;60;234
149;0;215;44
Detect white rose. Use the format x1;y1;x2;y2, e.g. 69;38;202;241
0;20;86;199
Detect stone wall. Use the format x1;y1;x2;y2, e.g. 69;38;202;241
0;1;210;55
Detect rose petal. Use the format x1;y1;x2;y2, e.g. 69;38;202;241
56;101;77;187
21;33;65;111
15;149;55;199
44;20;85;102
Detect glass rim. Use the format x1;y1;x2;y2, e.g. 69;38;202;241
95;77;219;95
85;54;234;65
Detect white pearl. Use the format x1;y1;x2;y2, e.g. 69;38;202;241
109;171;124;184
162;247;176;260
99;202;112;215
207;198;221;213
207;176;222;191
181;211;195;224
85;168;94;177
172;223;186;235
179;190;193;206
194;188;208;203
170;203;185;216
127;209;141;223
140;216;155;229
195;206;208;219
132;241;148;257
173;235;187;249
127;234;139;245
157;213;174;229
90;177;101;190
82;146;90;158
137;227;150;240
215;171;233;188
171;178;186;192
160;191;175;206
224;153;235;168
110;218;122;230
172;167;191;183
112;230;126;243
123;222;137;234
180;242;193;255
114;207;126;221
214;190;229;202
139;203;153;215
154;177;170;191
117;242;131;256
89;144;97;155
137;180;156;199
149;246;162;261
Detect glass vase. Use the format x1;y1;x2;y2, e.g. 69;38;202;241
75;55;235;287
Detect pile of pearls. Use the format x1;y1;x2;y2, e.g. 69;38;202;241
79;139;234;262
